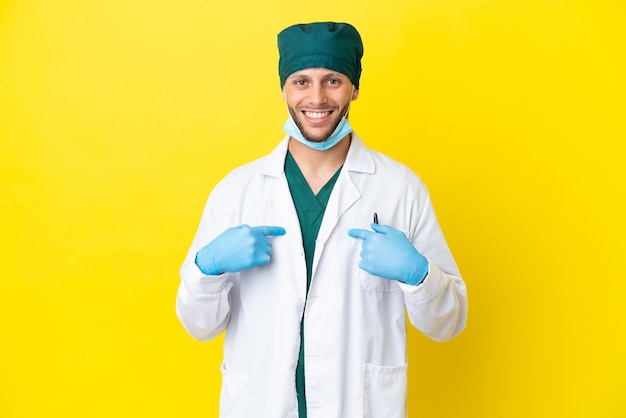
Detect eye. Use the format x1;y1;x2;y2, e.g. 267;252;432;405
328;78;340;85
293;79;307;86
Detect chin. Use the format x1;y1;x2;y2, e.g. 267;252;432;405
302;129;334;143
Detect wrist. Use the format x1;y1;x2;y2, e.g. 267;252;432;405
404;254;429;286
195;251;222;276
407;271;428;286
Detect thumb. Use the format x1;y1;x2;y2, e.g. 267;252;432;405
371;223;396;234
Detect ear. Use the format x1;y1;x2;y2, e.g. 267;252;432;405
351;88;359;101
282;89;286;100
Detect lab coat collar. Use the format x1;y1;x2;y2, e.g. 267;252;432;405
343;133;376;174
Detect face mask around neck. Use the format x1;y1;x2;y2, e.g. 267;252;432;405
283;114;353;151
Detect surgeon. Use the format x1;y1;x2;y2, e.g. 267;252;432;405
176;22;468;418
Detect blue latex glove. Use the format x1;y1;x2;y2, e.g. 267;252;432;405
195;224;286;275
348;223;429;286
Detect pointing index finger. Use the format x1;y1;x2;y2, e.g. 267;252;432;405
348;228;373;240
257;226;286;236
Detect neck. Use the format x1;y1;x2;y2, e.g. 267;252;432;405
288;133;351;194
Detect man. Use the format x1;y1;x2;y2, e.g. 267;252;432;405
176;22;467;418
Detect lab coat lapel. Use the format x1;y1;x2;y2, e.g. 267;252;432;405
261;136;308;298
270;175;302;243
262;135;305;252
311;134;374;278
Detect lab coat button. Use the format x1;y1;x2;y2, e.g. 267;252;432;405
295;301;305;311
289;359;297;369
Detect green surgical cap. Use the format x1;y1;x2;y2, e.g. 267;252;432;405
277;22;363;89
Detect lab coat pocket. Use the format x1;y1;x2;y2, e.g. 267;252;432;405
363;363;408;418
219;363;251;417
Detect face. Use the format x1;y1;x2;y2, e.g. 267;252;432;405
283;68;359;143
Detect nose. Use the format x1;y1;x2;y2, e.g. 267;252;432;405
309;83;327;105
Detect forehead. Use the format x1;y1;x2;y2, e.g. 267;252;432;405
286;68;350;80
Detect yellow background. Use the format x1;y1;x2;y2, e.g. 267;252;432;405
1;0;624;417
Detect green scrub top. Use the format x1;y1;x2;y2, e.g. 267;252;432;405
284;151;342;418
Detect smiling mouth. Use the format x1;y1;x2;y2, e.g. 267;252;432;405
303;110;332;119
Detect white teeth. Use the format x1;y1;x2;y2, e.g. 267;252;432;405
304;111;330;119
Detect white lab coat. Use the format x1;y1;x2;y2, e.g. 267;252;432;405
176;133;467;418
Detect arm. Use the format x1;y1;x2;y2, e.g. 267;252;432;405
176;199;233;342
176;264;233;342
398;262;467;342
401;190;467;342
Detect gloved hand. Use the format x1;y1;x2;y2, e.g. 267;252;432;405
348;223;428;286
195;224;286;276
